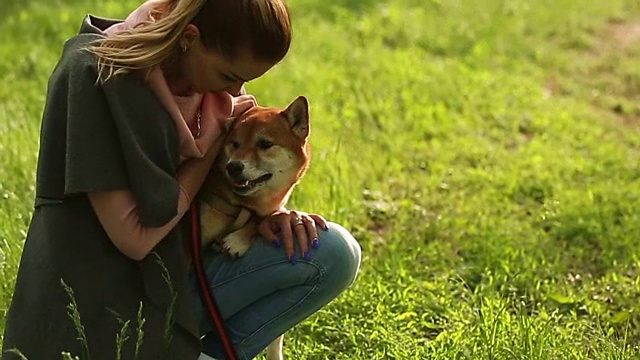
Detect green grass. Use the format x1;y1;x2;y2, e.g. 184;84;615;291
2;0;640;358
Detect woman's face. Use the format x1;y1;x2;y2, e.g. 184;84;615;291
174;25;275;96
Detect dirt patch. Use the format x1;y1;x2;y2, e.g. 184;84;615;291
588;18;640;55
542;18;640;128
586;19;640;128
606;19;640;48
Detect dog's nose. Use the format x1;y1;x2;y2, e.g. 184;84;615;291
226;161;244;178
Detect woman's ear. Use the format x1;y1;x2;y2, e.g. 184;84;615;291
181;24;201;50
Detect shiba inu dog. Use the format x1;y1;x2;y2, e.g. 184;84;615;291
197;96;311;360
199;95;311;253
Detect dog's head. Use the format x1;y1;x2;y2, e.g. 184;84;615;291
219;96;311;197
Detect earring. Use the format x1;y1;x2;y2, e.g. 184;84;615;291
181;43;188;53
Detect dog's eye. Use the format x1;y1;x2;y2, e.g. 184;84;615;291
231;140;240;149
257;139;274;150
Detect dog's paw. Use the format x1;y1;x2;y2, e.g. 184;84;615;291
222;232;252;258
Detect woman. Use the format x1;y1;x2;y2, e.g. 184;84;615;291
1;0;361;359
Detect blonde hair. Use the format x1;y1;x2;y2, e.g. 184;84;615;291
88;0;292;82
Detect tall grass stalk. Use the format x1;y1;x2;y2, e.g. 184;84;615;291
61;279;90;360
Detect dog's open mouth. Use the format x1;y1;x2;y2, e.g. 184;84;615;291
231;173;273;193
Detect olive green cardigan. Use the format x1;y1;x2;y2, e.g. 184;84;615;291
2;15;201;360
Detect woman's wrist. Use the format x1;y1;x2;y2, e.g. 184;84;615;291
176;144;219;201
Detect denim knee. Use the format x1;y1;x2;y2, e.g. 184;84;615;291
313;222;362;291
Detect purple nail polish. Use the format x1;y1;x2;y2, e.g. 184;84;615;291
289;255;297;265
303;251;312;261
272;239;282;247
312;239;319;249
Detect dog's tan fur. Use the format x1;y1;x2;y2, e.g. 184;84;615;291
198;96;311;360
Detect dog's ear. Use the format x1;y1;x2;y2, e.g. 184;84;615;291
282;96;310;140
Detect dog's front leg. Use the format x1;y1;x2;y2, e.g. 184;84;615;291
199;201;229;246
265;335;284;360
221;220;259;257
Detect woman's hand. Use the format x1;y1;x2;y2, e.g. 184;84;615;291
258;208;329;264
231;94;257;116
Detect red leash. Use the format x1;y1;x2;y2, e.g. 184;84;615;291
190;203;238;360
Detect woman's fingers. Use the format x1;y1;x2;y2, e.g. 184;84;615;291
259;210;328;264
278;215;296;263
309;213;329;231
291;213;311;261
258;217;279;244
231;94;257;116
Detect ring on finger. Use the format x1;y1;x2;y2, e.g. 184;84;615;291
294;217;305;226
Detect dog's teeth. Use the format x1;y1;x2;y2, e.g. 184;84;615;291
237;180;249;187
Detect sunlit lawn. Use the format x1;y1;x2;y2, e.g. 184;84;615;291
2;0;640;358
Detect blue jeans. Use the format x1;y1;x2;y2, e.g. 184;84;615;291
190;222;362;360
